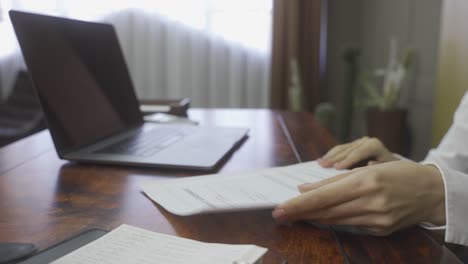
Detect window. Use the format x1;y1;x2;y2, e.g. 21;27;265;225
1;0;272;53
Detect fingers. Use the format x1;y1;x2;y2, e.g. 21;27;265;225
319;138;366;167
281;186;391;225
273;162;417;237
322;141;355;159
320;137;392;170
298;170;357;193
294;196;375;222
328;143;363;168
333;140;379;169
319;137;370;169
319;143;353;167
274;172;364;223
273;197;398;236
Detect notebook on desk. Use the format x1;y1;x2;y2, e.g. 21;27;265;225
10;11;247;170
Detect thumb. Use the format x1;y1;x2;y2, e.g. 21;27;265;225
298;170;355;193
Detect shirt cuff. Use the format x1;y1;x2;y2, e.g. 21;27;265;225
422;162;468;246
419;222;446;231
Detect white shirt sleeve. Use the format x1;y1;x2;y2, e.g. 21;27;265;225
422;91;468;246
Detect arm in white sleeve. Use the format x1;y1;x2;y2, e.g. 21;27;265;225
422;92;468;246
424;92;468;171
431;165;468;245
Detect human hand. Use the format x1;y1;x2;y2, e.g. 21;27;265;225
272;160;446;236
319;137;399;170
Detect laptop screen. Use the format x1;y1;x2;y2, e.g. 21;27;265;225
10;11;143;155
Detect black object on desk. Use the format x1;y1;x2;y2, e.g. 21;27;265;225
17;229;107;264
0;243;36;264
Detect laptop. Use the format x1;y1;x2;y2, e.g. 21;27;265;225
9;10;248;170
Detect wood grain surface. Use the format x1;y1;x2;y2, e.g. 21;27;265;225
0;109;460;263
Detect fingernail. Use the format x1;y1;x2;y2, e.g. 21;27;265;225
298;183;314;191
334;162;340;168
272;208;286;222
319;159;332;167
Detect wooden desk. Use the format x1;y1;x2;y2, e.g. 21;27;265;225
0;109;460;263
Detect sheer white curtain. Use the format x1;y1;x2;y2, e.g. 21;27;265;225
0;0;271;108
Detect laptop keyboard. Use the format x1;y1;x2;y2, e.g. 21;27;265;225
95;126;192;157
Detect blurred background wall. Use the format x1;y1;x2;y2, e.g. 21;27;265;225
326;0;442;160
432;0;468;146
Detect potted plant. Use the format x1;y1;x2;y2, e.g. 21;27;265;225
360;38;413;153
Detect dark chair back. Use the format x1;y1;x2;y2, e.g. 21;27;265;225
0;71;45;147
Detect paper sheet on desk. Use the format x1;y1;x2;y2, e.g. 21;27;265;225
52;225;267;264
142;161;347;216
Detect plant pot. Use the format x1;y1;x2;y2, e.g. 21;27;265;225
366;108;407;154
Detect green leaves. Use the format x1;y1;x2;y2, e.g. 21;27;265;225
358;45;413;111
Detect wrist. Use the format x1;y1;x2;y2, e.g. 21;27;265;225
423;164;446;226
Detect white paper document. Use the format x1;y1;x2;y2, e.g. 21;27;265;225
142;161;346;216
52;224;267;264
